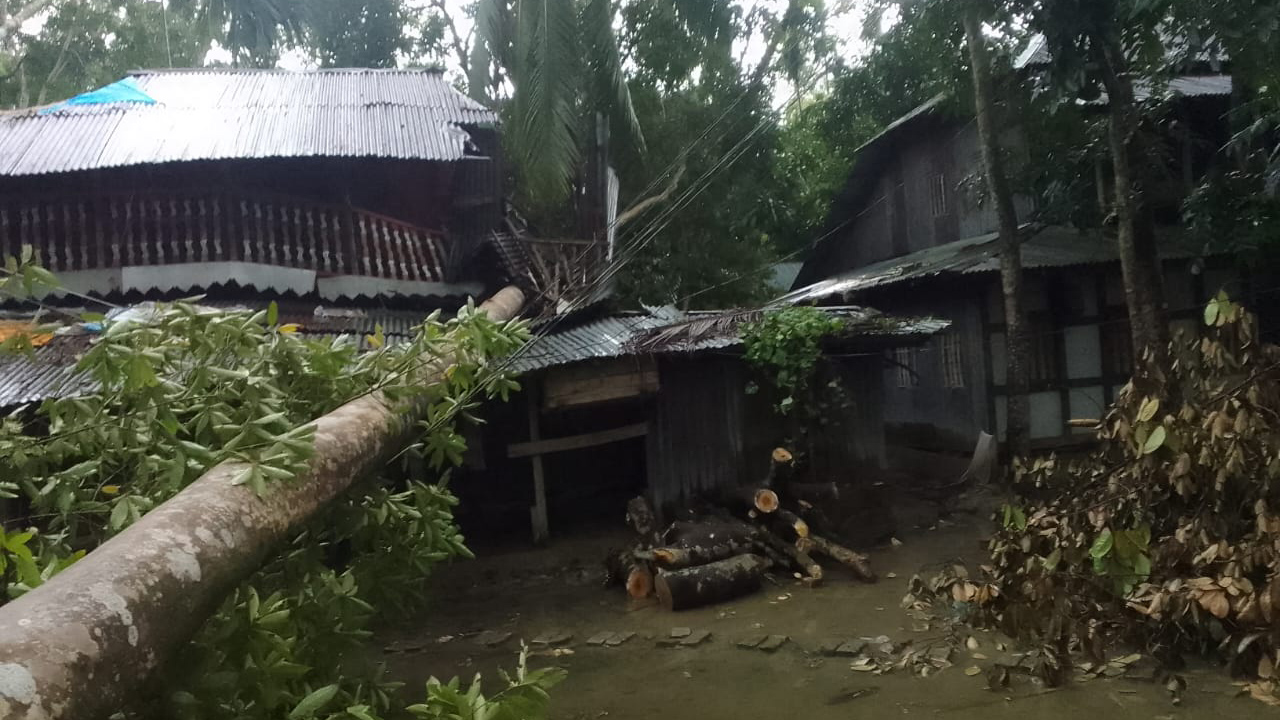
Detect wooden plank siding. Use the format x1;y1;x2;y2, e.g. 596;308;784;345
541;357;659;410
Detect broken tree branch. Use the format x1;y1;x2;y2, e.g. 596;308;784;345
613;162;685;230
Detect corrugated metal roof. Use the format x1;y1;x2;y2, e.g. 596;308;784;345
508;305;948;375
1080;75;1232;105
0;336;94;409
0;301;446;408
782;225;1211;305
507;311;676;374
0;68;498;176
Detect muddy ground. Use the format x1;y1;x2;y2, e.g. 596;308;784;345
377;503;1275;719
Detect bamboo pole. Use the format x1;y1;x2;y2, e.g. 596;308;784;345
0;287;525;720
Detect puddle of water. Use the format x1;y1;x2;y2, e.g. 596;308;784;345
379;518;1271;719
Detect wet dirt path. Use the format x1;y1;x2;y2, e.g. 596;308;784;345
378;512;1274;719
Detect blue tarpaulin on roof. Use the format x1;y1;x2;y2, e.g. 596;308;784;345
40;77;156;114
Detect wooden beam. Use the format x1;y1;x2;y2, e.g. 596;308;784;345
527;387;549;544
542;357;658;410
507;422;650;459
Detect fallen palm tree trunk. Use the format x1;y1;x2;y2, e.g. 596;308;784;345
655;554;769;611
0;287;526;720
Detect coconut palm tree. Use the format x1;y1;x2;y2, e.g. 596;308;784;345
471;0;643;205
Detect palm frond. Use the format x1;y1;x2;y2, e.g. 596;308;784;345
625;308;765;354
510;0;582;203
582;0;645;154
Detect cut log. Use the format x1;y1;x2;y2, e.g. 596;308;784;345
652;541;751;570
605;548;654;598
626;496;659;542
808;534;877;583
662;519;760;548
627;563;654;599
760;447;794;489
773;508;810;539
655;554;768;611
721;486;779;514
735;513;822;582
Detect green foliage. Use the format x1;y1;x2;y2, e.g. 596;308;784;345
611;81;783;308
0;256;538;719
407;646;565;720
0;0;207;109
741;306;844;416
473;0;643;206
305;0;409;68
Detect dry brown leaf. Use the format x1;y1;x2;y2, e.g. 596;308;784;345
1199;590;1231;619
1260;655;1275;680
1249;682;1280;706
964;666;982;676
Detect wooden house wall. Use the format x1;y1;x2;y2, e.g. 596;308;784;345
863;259;1237;453
1;157;472;233
863;280;993;451
826;123;1035;275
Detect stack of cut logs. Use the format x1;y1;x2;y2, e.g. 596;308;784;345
607;448;877;611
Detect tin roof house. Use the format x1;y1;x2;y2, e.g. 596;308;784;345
0;68;512;304
0;67;529;410
787;51;1239;459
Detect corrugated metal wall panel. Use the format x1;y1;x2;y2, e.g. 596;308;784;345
646;357;748;515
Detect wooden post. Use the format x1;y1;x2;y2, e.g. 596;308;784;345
527;384;550;544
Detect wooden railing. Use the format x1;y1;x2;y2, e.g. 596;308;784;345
0;191;450;282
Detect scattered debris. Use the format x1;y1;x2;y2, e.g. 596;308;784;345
531;630;573;647
473;630;512;648
757;635;789;652
737;635;767;649
670;627;692;638
825;687;879;705
585;632;614;646
679;629;712;646
605;631;636;647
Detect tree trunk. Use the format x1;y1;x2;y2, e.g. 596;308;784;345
720;486;779;515
772;508;810;540
0;288;526;720
661;519;761;548
805;534;877;583
652;542;749;569
655;554;768;611
1095;26;1168;363
963;6;1031;457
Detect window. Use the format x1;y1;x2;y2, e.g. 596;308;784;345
929;173;948;217
1026;312;1060;384
894;347;918;388
941;332;965;388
